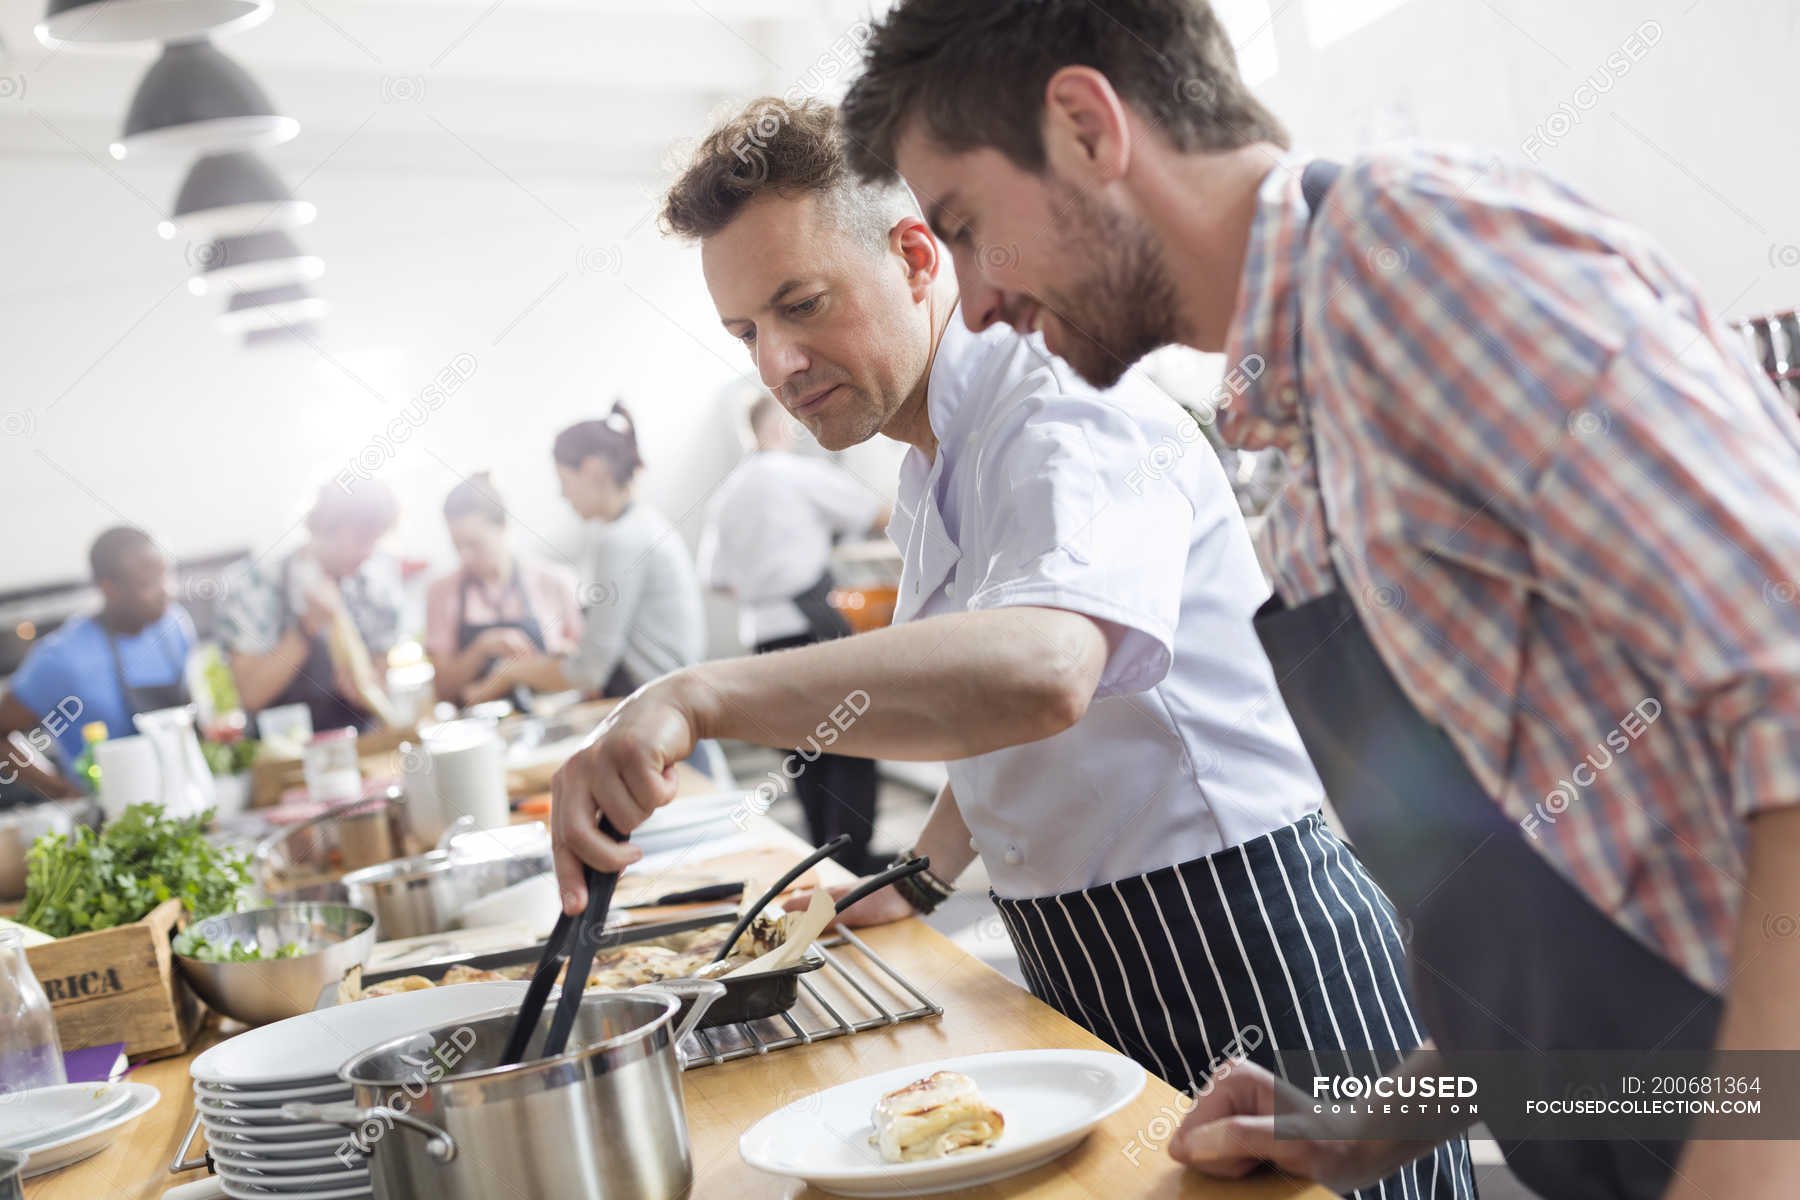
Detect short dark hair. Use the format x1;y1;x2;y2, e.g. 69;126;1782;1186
89;526;155;583
443;472;506;525
841;0;1289;179
554;403;643;484
662;97;914;245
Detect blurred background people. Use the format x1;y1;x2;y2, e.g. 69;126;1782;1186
0;526;193;800
467;405;706;706
425;472;583;709
220;477;403;734
698;394;889;871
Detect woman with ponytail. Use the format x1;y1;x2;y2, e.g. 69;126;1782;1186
467;404;706;712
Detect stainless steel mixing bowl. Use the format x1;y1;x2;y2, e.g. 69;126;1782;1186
173;902;376;1025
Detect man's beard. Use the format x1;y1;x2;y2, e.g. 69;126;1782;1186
1040;177;1184;389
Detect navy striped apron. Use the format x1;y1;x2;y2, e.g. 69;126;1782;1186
993;812;1475;1200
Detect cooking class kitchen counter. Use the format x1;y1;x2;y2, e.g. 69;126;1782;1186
26;814;1332;1200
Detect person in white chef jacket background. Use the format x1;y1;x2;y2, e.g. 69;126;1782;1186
697;393;891;874
549;100;1473;1200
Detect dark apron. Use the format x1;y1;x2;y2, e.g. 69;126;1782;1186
263;556;378;734
105;623;192;721
1248;161;1722;1200
790;571;852;642
455;565;547;711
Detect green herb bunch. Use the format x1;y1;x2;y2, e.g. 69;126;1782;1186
16;804;253;938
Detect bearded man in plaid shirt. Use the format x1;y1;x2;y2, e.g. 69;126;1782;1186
841;2;1800;1198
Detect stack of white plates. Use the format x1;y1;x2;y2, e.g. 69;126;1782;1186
188;981;534;1198
0;1081;161;1178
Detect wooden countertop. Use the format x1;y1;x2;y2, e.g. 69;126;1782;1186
26;819;1332;1200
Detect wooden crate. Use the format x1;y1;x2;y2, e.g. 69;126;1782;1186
22;898;205;1060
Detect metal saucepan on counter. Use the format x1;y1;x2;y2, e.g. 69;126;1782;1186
287;978;724;1200
0;1148;24;1200
341;822;556;940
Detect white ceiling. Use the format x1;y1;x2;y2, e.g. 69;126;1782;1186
0;0;877;184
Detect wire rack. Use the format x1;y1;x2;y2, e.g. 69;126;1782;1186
679;927;943;1069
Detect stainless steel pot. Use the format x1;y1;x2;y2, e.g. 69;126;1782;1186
339;850;467;941
288;978;724;1200
341;823;556;940
0;1148;23;1200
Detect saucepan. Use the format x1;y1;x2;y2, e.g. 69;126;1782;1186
286;978;725;1200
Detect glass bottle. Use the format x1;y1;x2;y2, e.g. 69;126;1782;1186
0;927;65;1095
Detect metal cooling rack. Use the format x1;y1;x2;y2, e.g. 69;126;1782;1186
679;927;942;1069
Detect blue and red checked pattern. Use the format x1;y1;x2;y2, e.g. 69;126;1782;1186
1220;146;1800;993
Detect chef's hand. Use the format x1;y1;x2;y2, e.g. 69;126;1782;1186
298;582;338;639
475;627;537;661
550;680;696;911
1170;1059;1418;1191
783;881;915;927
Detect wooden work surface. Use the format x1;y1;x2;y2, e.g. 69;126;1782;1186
27;817;1331;1200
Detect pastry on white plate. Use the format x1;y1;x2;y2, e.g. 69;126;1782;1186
870;1070;1005;1163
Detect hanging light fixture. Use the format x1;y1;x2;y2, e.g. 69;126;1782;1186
35;0;270;49
241;321;322;349
111;39;297;160
189;228;323;295
219;283;328;333
158;152;314;240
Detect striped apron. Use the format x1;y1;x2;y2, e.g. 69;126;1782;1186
993;812;1476;1200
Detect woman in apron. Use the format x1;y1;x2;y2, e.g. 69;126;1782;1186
425;473;581;710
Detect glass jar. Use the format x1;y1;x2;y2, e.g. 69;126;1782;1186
0;927;65;1095
302;728;362;806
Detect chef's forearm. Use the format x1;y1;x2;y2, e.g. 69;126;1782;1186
1665;804;1800;1199
670;606;1107;761
229;629;312;713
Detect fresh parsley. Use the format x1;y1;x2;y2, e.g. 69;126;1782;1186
16;804;253;939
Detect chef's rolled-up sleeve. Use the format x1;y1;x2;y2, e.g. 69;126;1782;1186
963;388;1194;699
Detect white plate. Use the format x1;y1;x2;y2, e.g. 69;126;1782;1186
209;1144;363;1175
198;1097;348;1127
202;1114;347;1141
204;1128;358;1158
220;1175;372;1200
0;1082;135;1149
217;1157;369;1187
190;981;532;1087
195;1078;347;1105
738;1050;1145;1197
16;1082;160;1179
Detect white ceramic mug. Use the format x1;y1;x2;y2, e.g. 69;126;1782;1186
93;735;162;821
423;720;509;832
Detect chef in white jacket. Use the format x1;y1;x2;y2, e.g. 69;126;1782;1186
551;99;1472;1200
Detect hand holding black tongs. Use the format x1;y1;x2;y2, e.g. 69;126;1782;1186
707;835;936;966
499;816;628;1066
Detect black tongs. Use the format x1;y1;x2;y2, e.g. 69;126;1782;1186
499;816;627;1066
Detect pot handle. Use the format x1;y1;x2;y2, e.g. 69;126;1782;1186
282;1101;458;1163
635;977;727;1057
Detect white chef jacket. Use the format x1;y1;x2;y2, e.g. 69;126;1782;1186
698;450;883;647
890;315;1324;899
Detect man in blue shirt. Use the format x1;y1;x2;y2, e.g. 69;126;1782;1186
1;528;193;796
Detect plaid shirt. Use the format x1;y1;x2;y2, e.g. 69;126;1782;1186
218;548;404;662
1221;145;1800;994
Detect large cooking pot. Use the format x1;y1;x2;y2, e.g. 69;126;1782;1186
0;1148;24;1200
288;978;724;1200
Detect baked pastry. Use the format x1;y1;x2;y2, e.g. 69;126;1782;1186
871;1071;1005;1163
